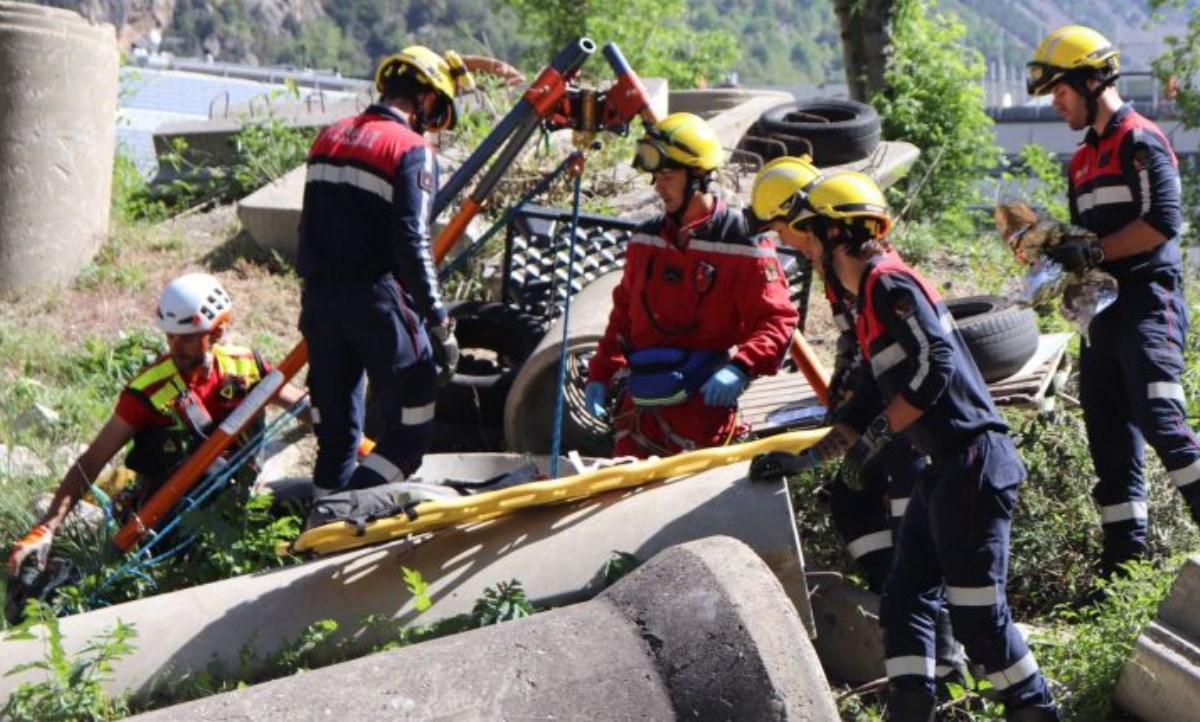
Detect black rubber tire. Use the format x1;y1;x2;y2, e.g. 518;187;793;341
946;295;1039;383
364;302;546;438
755;99;882;166
435;301;547;426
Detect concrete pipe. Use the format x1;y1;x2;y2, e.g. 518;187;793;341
0;1;118;296
0;452;812;701
504;270;621;456
128;537;837;721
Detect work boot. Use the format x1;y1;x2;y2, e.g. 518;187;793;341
884;685;936;722
1005;703;1061;721
933;607;968;700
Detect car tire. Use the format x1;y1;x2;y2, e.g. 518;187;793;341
946;295;1039;383
755;99;882;166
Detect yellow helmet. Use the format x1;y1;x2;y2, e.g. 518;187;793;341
797;171;893;240
1026;25;1120;96
632;112;724;174
749;155;823;232
374;46;463;130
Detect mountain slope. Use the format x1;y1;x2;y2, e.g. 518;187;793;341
33;0;1199;85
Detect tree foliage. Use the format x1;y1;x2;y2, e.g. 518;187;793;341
500;0;741;87
872;0;999;225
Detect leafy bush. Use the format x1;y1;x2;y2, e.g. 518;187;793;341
1;600;134;722
1034;559;1178;720
872;0;1000;227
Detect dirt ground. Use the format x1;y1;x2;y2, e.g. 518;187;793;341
0;205;305;364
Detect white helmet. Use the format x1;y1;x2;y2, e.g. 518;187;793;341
157;273;233;334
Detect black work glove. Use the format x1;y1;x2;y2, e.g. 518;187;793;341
749;450;820;482
428;320;460;387
1044;239;1105;274
841;415;893;491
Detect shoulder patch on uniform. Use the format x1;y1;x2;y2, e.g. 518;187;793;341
888;290;916;319
760;258;780;282
418;169;434;192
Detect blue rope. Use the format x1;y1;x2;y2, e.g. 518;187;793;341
549;161;586;479
85;397;309;607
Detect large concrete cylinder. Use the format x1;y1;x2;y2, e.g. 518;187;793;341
0;452;812;701
129;537;837;721
504;270;621;455
0;1;117;296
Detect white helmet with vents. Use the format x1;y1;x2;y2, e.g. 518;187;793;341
157;273;233;334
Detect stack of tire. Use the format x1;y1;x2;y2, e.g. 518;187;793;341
739;98;882;166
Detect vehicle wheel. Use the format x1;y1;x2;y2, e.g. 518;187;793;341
946;295;1039;383
756;99;882;167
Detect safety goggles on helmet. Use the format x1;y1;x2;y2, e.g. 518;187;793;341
1025;62;1063;96
1026;25;1119;96
632;127;698;174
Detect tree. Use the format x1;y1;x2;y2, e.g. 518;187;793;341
1150;1;1200;129
870;0;999;225
500;0;740;88
833;0;899;102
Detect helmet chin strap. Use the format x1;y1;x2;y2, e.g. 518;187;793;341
813;217;852;306
669;170;709;226
1069;74;1117;128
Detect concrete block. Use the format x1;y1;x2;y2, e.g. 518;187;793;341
127;536;838;721
1116;555;1200;722
0;453;810;702
810;580;886;684
235;165;305;259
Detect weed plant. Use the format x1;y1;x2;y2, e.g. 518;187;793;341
1033;559;1178;721
1;600;134;721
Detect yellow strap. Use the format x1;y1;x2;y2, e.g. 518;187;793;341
128;356;178;392
214;345;262;383
283;427;827;557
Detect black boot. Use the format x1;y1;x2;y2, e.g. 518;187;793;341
885;685;936;722
1005;703;1061;722
933;607;968;700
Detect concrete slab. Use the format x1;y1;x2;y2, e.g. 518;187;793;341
1115;555;1200;722
0;453;811;701
809;581;886;684
128;537;837;721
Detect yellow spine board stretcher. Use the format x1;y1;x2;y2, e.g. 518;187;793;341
285;427;827;557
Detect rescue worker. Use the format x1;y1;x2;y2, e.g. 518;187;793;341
747;157;964;694
583;112;798;457
750;171;1058;721
7;273;308;577
1028;26;1200;581
297;46;464;497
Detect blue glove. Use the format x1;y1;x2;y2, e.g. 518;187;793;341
701;364;749;407
584;381;608;420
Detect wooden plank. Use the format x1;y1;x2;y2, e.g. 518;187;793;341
743;333;1074;436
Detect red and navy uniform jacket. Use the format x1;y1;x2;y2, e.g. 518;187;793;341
588;200;798;385
836;255;1005;457
297;104;447;325
117;345;269;482
1069;104;1183;282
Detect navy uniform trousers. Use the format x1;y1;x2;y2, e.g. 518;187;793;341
1079;267;1200;574
301;277;438;493
829;443;964;682
881;431;1054;710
